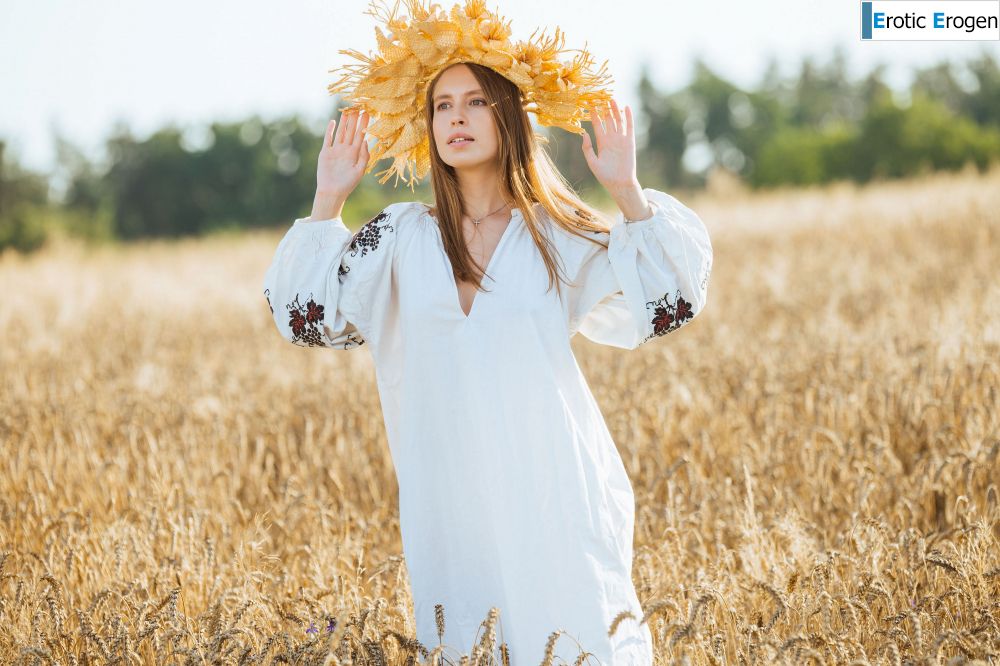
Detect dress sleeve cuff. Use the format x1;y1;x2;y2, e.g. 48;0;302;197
293;216;349;230
609;188;672;248
288;217;354;249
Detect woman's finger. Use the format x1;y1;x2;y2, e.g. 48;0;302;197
347;109;361;143
350;111;368;159
589;107;606;153
356;132;370;170
334;111;347;144
581;130;597;168
324;119;336;148
602;102;617;135
609;100;623;135
589;106;605;136
594;103;607;133
356;111;370;144
625;105;633;138
338;109;357;144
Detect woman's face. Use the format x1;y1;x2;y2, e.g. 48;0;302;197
430;64;500;171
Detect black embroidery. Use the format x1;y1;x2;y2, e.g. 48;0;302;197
343;332;365;349
264;288;274;314
640;289;694;344
284;295;366;348
338;209;394;281
277;290;365;348
285;293;327;347
275;210;392;348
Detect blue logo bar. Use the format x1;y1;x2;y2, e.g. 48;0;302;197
862;2;873;39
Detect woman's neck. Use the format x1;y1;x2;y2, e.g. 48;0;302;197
455;166;509;218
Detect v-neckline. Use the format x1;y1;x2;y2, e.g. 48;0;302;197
423;205;522;320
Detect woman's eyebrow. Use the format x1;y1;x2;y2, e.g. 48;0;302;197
432;89;484;102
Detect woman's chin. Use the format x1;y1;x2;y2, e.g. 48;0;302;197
442;155;495;171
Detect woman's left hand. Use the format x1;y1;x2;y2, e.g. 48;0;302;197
581;100;638;192
581;99;652;221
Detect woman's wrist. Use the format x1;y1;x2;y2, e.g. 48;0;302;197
310;191;347;221
610;181;652;222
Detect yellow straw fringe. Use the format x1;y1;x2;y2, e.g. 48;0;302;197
326;0;614;190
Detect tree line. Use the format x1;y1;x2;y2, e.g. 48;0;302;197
624;47;1000;189
2;49;999;253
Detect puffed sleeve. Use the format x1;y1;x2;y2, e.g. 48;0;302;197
563;188;713;349
262;205;398;350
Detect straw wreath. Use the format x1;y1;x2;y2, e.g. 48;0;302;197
327;0;615;189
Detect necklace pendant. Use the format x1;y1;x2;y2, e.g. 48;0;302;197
465;202;509;229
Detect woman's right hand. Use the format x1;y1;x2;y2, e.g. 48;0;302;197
315;108;371;202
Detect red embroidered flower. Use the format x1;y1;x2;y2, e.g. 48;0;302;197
306;299;325;324
641;290;698;345
675;296;693;322
289;310;306;336
651;306;675;335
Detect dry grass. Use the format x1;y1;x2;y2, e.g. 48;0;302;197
1;165;998;664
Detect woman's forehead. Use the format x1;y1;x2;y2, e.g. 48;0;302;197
433;63;477;91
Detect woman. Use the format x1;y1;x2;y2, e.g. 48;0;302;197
263;18;712;666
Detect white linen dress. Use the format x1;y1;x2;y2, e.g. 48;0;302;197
262;187;713;665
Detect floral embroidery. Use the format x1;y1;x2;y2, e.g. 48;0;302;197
285;293;330;347
338;209;394;280
306;299;324;324
640;289;694;343
271;210;391;348
282;293;366;349
264;288;274;314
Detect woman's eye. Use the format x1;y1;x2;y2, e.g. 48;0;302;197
436;99;487;110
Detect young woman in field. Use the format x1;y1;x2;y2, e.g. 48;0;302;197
263;3;713;663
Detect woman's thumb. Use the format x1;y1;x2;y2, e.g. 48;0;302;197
581;131;596;164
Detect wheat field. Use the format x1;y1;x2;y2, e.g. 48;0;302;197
1;166;998;665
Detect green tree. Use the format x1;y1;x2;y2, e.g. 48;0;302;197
0;141;50;253
855;93;1000;181
963;52;1000;127
635;62;687;188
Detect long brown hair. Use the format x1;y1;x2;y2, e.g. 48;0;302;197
423;61;611;300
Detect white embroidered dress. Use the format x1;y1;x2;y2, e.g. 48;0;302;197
263;188;713;665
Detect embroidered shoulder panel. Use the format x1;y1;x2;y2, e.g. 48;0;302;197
338;209;395;280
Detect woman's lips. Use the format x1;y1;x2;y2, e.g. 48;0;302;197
448;138;475;148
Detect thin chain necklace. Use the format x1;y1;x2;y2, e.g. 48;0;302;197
465;201;510;227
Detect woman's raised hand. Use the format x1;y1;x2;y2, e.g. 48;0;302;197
581;100;639;193
316;108;371;199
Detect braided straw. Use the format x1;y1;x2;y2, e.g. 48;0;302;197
327;0;615;189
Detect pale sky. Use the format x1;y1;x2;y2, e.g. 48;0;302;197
2;0;997;174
